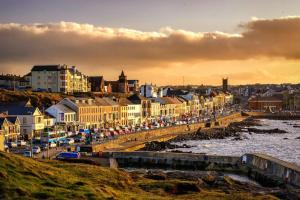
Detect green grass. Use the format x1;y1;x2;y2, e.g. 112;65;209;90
0;152;278;200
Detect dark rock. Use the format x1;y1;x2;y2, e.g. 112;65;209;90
139;141;193;151
173;182;200;194
144;171;166;180
247;128;287;134
283;138;288;140
232;137;243;141
202;174;216;185
295;137;300;139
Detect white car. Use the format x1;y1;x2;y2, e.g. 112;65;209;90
17;140;27;146
8;142;18;148
49;142;57;148
65;138;75;145
32;146;41;154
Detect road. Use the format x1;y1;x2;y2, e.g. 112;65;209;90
35;146;67;159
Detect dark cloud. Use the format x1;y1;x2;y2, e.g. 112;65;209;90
0;17;300;74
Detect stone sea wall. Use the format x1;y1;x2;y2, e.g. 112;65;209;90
245;153;300;187
90;112;243;152
106;151;241;171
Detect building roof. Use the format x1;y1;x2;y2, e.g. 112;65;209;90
0;102;37;115
118;98;133;106
31;65;62;71
24;72;31;77
89;76;103;82
127;80;139;84
248;96;283;102
5;116;18;124
55;104;75;113
165;89;188;96
0;74;28;82
102;97;119;106
44;113;55;119
155;97;182;105
95;97;119;106
70;98;98;107
128;93;148;103
120;70;125;77
0;118;7;126
0;116;19;126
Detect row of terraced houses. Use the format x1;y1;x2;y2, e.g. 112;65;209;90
0;65;233;145
0;92;233;142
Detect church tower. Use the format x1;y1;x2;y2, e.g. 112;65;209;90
118;70;129;93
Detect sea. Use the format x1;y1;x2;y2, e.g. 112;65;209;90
171;119;300;166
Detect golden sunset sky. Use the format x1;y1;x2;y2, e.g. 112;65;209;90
0;0;300;85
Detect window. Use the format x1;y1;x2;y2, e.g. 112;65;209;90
23;118;27;124
37;117;42;123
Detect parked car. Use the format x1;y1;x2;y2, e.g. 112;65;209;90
142;126;149;130
65;138;75;145
56;152;80;159
32;146;41;154
49;142;57;148
23;151;32;157
17;140;27;146
7;142;17;148
74;137;85;143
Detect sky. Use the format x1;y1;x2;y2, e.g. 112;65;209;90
0;0;300;85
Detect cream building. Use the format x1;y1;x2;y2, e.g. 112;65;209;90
31;65;90;93
150;100;161;122
0;101;44;140
127;103;142;126
60;98;101;129
96;97;120;128
0;115;21;142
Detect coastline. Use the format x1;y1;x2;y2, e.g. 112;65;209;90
90;112;246;152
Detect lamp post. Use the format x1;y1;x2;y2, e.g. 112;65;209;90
30;131;33;158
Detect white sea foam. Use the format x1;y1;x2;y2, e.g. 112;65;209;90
172;119;300;166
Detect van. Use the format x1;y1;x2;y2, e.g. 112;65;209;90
23;151;32;158
56;152;80;159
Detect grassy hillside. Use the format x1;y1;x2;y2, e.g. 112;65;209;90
0;152;278;200
0;89;66;108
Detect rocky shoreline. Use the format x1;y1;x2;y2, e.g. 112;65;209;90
140;117;289;151
139;141;194;151
127;169;298;199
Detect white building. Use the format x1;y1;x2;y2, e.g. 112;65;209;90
127;103;142;126
46;104;77;124
140;83;162;98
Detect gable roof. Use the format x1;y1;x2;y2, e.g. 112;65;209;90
52;104;75;113
5;116;19;124
118;98;133;106
0;102;38;116
0;118;8;126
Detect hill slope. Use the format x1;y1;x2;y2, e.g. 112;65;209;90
0;152;278;200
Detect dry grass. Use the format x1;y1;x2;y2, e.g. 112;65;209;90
0;152;278;200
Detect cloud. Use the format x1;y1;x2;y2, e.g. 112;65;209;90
0;17;299;84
